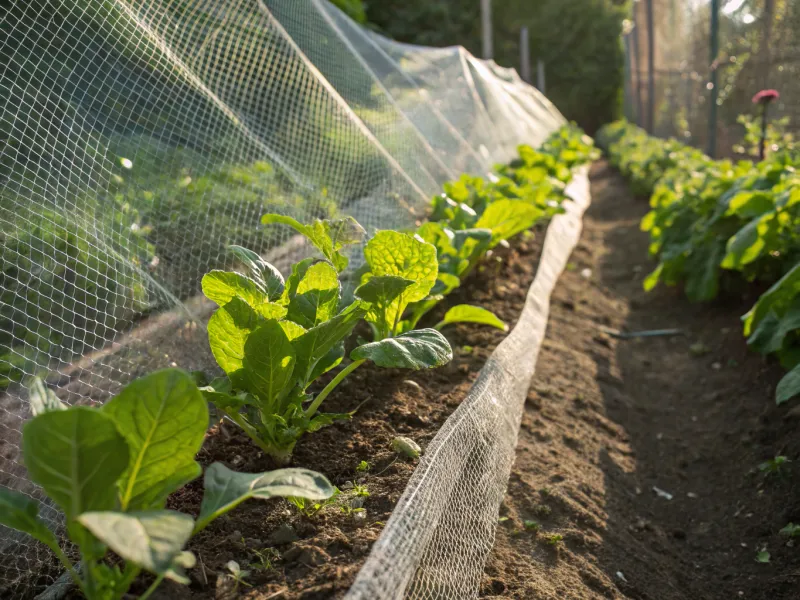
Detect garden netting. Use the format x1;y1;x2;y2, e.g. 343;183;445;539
0;0;566;596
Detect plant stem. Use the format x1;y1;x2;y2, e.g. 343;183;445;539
138;574;165;600
219;408;274;456
305;359;366;418
760;103;769;161
44;539;85;595
433;320;446;331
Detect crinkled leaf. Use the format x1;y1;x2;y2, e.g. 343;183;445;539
261;215;365;272
23;407;129;520
475;199;542;248
208;298;264;383
363;231;438;337
103;369;208;511
351;328;452;369
0;488;58;546
227;245;285;300
196;463;334;531
28;377;66;416
202;271;267;308
287;261;341;328
436;304;507;331
79;510;194;576
777;364;800;405
242;321;295;406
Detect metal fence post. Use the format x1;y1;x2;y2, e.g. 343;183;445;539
537;59;545;94
520;26;531;83
646;0;655;133
481;0;493;59
707;0;720;157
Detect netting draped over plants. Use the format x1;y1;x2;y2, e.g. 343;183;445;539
0;0;564;594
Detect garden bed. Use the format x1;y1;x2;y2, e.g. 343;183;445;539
481;161;798;600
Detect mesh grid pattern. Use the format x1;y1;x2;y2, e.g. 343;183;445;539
0;0;564;595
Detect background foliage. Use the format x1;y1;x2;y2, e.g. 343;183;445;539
362;0;629;133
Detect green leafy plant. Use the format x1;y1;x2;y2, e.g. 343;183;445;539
0;370;333;600
780;523;800;538
758;455;790;477
202;217;452;464
543;533;563;546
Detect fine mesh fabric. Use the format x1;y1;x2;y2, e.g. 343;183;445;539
0;0;565;595
346;169;590;600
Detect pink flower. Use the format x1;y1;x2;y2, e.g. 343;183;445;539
752;89;780;104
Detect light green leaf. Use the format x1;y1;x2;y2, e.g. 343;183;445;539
28;377;66;416
435;304;507;331
227;245;285;300
355;275;415;338
279;320;307;341
643;263;663;291
721;214;778;270
201;271;267;308
195;463;334;532
777;364;800;405
363;231;438;336
0;488;58;546
287;261;341;328
78;510;194;576
475;199;542;247
241;321;295;405
723;191;775;219
261;215;365;272
23;407;129;520
351;328;453;369
208;298;264;381
103;369;208;511
291;305;366;387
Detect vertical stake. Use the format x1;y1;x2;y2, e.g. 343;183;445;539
481;0;493;59
707;0;720;157
520;26;531;83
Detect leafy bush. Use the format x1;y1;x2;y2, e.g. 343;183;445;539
598;119;800;404
0;369;333;600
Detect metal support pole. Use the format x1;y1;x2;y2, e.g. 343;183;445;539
481;0;493;59
537;59;545;95
707;0;720;157
646;0;655;133
520;26;531;83
631;7;643;127
624;33;633;121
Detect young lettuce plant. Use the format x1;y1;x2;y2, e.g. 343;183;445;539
201;217;451;464
0;370;333;600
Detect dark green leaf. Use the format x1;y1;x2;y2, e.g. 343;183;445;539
351;328;453;369
227;245;285;300
777;364;800;405
0;488;58;546
242;321;295;405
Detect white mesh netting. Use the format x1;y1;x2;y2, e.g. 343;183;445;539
0;0;569;596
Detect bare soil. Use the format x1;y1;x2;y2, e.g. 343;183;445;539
3;224;546;599
481;161;799;600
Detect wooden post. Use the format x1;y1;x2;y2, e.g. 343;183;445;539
520;26;531;83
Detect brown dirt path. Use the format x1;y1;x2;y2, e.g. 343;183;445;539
481;161;799;600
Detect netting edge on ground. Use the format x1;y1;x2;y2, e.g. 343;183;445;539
345;166;592;600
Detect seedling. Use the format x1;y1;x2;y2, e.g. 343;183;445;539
355;460;370;473
755;549;771;563
0;371;333;600
249;547;280;572
780;523;800;538
759;455;790;477
201;218;452;463
543;533;563;546
225;560;252;589
524;520;541;532
288;487;341;518
533;504;552;518
352;483;370;498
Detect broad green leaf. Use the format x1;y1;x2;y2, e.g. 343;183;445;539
23;407;129;520
287;261;341;328
743;263;800;336
281;257;315;305
684;241;725;303
435;304;507;331
79;510;194;576
202;271;267;308
723;191;775;219
0;488;58;546
195;463;334;532
208;297;264;381
721;214;778;270
241;321;295;405
279;320;307;341
227;245;285;300
351;328;453;369
28;377;66;416
291;305;366;387
103;370;208;511
777;364;800;405
475;199;542;247
363;231;438;336
307;344;345;383
261;215;365;272
747;298;800;356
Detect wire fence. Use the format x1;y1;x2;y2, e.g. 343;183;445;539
624;0;800;158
